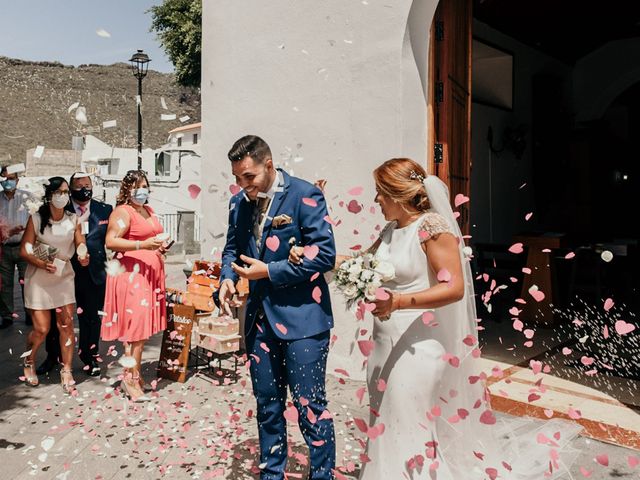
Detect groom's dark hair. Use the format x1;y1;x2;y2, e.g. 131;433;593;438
228;135;272;164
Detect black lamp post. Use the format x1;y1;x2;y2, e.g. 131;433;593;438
129;49;151;170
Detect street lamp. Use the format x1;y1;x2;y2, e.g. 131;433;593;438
129;49;151;170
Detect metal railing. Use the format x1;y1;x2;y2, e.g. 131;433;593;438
157;211;201;247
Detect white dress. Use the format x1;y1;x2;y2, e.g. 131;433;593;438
359;212;581;479
360;212;456;479
24;211;77;309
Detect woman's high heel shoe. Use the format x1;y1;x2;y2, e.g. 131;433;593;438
23;360;39;387
121;378;148;402
60;369;77;395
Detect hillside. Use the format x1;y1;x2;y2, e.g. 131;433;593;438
0;56;200;166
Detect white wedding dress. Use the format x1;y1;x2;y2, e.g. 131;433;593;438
359;176;582;480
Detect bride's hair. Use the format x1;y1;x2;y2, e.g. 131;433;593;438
373;158;430;212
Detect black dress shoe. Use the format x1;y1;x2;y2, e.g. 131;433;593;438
0;318;13;329
85;360;101;377
36;357;58;375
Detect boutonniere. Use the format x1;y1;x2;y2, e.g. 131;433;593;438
272;214;293;228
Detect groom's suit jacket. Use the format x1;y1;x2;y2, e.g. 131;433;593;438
220;169;336;340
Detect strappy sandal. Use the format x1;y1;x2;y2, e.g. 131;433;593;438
60;369;77;395
121;376;148;402
23;360;39;387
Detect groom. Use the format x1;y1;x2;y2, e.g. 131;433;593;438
219;135;336;479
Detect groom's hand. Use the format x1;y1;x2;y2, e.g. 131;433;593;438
218;279;238;316
231;254;270;281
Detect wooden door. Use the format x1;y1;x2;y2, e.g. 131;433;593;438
428;0;473;235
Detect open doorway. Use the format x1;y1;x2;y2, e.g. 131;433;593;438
458;0;640;408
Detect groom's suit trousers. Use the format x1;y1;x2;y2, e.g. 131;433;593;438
246;312;335;480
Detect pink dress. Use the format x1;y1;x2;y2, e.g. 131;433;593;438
101;205;166;342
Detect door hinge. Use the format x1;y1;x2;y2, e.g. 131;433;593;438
434;143;443;164
435;21;444;41
436;82;444;103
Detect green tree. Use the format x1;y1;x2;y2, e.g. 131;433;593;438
150;0;202;88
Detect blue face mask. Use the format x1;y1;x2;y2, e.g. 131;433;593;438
131;188;149;205
1;179;17;191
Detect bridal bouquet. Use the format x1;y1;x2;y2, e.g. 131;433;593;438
333;253;395;309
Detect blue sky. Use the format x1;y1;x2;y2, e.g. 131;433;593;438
0;0;173;73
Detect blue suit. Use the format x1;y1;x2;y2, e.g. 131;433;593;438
221;169;336;479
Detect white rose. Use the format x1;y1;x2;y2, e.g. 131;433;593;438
360;269;374;282
342;284;359;299
374;261;395;282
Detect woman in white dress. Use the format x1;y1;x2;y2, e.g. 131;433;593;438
291;158;581;479
20;176;89;393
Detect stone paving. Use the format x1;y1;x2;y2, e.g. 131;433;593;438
0;255;636;479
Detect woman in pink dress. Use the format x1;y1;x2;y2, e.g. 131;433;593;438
102;170;168;400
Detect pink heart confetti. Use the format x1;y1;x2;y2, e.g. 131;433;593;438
376;379;386;392
454;193;469;207
628;456;639;468
422;312;435;326
568;407;582;420
302;197;317;207
565;252;575;259
188;184;201;199
229;184;241;195
310;272;320;281
275;323;288;335
265;236;280;252
530;360;542;375
479;410;496;425
525;212;533;221
347;199;362;214
348;186;364;196
260;342;270;353
357;340;375;357
513;318;524;331
615;320;635;335
283;404;298;422
508;243;524;254
604;298;614;311
581;356;594;366
303;245;319;260
374;288;389;301
528;287;545;302
312;286;322;303
595;454;609;467
437;268;451;282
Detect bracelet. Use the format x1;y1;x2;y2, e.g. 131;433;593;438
135;240;140;250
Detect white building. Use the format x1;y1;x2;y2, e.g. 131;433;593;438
167;122;202;151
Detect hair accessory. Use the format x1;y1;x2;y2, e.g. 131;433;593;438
409;170;425;182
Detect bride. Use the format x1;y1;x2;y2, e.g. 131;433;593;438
291;158;581;479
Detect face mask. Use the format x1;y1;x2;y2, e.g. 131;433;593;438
131;188;149;205
1;179;17;191
51;193;69;209
71;187;93;202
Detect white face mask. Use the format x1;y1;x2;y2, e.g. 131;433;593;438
51;193;69;209
131;187;149;206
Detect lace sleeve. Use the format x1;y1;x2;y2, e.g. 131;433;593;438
418;212;454;243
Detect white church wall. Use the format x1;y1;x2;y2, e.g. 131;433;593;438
201;0;439;380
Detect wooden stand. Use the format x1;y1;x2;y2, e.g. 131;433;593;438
514;233;564;326
158;304;196;383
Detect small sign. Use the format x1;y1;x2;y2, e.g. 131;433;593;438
157;304;195;383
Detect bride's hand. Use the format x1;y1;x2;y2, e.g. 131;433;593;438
288;246;304;265
371;289;400;319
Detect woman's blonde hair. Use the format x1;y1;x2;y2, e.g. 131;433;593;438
116;169;149;206
373;158;430;212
